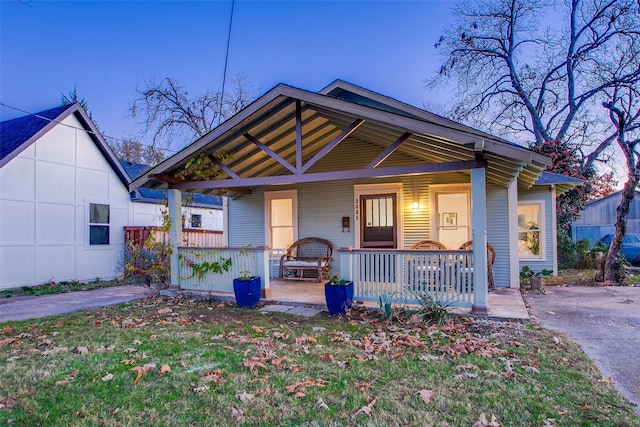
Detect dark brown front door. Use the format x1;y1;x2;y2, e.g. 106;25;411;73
360;194;397;248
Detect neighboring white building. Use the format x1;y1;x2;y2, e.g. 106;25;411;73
0;104;222;290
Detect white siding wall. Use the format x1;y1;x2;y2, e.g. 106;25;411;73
0;115;131;290
519;187;555;274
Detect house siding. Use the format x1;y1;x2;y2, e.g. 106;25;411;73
519;188;555;274
226;171;514;280
486;183;511;288
0;114;131;290
572;192;640;244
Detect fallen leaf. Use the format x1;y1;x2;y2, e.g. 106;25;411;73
285;378;327;395
472;413;500;427
524;366;540;374
101;373;114;382
252;326;264;333
160;364;171;374
201;369;224;383
417;389;434;404
42;346;67;356
316;398;329;410
243;357;268;375
235;392;255;403
73;346;89;355
132;339;143;345
0;325;14;334
123;348;137;354
354;397;377;416
605;377;616;384
158;308;172;314
191;384;210;393
230;407;245;421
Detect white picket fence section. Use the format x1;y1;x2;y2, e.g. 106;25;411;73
178;247;269;293
339;248;474;308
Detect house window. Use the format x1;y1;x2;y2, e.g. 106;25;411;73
89;203;110;245
190;214;202;228
265;190;298;251
518;202;543;259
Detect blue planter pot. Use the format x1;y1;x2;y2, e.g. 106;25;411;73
233;276;261;308
324;281;354;315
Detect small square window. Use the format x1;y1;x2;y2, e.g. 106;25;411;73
190;214;202;228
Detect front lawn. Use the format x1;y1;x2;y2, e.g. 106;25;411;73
1;296;638;426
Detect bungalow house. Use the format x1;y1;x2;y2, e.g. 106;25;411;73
572;190;640;245
0;103;222;290
130;80;580;314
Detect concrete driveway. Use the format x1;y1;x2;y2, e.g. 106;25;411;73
0;285;153;322
524;286;640;416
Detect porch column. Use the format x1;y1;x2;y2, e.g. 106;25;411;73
470;168;490;315
167;189;182;288
507;179;520;288
256;246;272;298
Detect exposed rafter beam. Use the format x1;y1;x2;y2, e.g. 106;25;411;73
244;132;296;174
366;132;412;169
296;100;303;173
170;160;487;191
301;118;365;173
208;154;239;179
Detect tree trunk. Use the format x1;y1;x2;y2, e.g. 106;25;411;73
603;159;640;283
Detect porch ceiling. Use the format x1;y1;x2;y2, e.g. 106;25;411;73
130;84;550;196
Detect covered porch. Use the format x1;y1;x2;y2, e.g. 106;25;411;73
131;80;552;316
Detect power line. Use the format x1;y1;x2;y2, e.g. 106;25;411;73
0;101;179;154
218;0;235;125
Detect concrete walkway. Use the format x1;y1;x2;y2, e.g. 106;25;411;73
0;286;154;322
524;286;640;416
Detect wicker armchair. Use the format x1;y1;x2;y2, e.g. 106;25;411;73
458;240;496;290
409;240;447;250
279;237;333;282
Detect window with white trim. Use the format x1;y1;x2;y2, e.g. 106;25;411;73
518;202;543;259
190;214;202;228
89;203;110;245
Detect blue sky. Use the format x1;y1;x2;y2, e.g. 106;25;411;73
0;0;454;147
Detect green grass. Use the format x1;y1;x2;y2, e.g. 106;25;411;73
1;297;638;426
0;279;124;298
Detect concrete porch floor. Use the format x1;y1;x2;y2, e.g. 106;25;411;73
263;279;529;321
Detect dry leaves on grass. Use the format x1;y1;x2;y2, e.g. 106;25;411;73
440;334;506;358
243;357;268;375
235;392;255;403
285;378;327;398
201;369;225;383
0;338;18;347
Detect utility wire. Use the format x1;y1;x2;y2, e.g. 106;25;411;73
0;101;178;154
218;0;235;125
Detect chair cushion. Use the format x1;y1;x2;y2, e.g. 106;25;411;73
283;260;319;268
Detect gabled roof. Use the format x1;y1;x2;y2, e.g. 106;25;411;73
0;103;130;187
130;80;552;195
585;189;640;206
533;171;583;195
1;104;73;162
121;160;222;208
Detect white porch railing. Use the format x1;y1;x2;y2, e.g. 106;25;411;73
177;246;270;293
339;248;474;308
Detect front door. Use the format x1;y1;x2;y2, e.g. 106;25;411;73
360;194;397;248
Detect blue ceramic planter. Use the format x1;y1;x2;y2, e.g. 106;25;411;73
324;281;354;315
233;276;261;308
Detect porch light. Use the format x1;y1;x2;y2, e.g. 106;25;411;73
411;201;419;210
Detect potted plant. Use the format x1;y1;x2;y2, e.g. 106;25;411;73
520;266;553;290
233;271;261;309
324;275;354;315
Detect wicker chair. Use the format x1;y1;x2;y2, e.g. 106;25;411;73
409;240;447;250
279;237;333;282
458;240;496;291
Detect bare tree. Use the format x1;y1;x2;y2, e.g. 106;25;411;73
109;137;166;166
429;0;640;159
601;84;640;282
130;73;255;153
